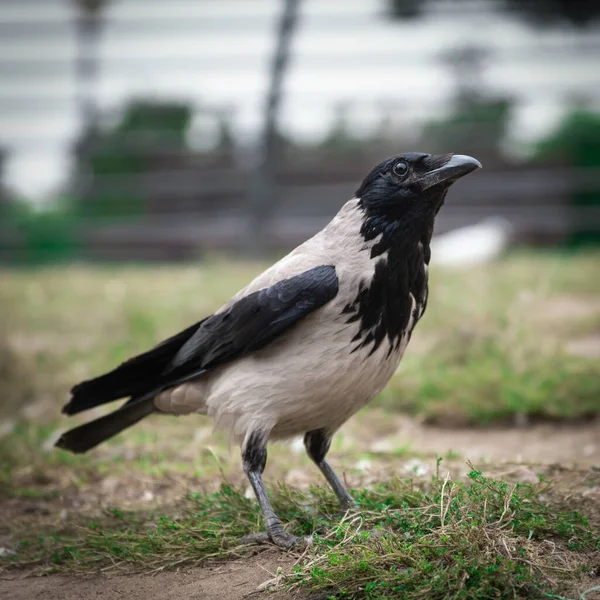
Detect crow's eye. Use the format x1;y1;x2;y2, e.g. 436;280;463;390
392;161;409;179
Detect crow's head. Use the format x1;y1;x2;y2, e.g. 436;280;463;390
356;153;481;228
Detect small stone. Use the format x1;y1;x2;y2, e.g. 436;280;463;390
369;438;395;453
583;444;596;457
402;459;429;477
354;459;372;472
141;490;154;502
101;477;120;494
513;467;539;484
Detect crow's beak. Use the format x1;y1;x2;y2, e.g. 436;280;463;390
418;154;482;191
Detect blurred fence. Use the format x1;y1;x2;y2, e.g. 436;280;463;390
3;153;600;261
1;0;600;262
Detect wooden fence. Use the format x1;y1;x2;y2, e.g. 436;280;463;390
2;161;600;262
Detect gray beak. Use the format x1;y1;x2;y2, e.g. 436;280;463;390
418;154;482;191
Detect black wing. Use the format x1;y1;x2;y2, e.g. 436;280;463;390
63;265;338;415
162;264;339;380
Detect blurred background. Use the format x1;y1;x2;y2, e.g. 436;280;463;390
0;0;600;519
1;0;600;261
1;3;600;586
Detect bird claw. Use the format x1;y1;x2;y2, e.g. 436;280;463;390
270;531;305;549
239;532;271;546
239;531;310;550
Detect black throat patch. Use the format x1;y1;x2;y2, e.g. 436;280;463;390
342;208;432;356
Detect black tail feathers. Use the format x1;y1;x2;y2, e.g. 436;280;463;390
55;397;156;454
62;320;203;416
57;319;205;453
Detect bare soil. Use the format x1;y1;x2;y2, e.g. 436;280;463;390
348;411;600;461
0;551;301;600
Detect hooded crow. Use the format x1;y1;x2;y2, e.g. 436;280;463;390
56;152;481;548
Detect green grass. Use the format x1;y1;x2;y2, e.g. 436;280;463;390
1;251;599;430
380;335;599;425
289;467;599;599
2;465;598;600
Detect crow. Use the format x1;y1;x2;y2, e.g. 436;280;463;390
56;152;481;548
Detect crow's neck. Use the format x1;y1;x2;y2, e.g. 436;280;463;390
343;207;433;356
360;207;435;261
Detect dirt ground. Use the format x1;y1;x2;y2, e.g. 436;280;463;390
345;413;600;466
0;551;303;600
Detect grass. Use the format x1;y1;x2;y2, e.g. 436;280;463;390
382;335;599;425
0;252;599;597
289;465;600;599
2;463;598;600
1;251;599;431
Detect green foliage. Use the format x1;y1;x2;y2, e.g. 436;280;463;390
115;101;191;145
76;100;193;219
1;199;77;264
535;109;600;164
535;108;600;245
86;101;192;178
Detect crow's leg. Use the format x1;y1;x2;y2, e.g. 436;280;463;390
240;429;302;549
304;429;357;511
